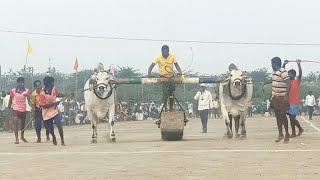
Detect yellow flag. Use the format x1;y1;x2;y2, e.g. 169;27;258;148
27;41;32;54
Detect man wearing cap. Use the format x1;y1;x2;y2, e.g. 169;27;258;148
194;84;213;133
148;45;182;112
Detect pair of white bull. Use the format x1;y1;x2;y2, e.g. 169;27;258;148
84;63;253;143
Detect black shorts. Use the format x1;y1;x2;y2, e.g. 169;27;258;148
12;110;26;121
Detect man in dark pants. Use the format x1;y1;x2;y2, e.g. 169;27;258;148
263;57;291;143
305;91;316;120
194;84;213;133
148;45;182;112
31;80;50;143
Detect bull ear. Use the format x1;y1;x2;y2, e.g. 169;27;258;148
243;76;252;82
221;76;230;85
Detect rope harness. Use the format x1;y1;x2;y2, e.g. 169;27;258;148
92;82;115;100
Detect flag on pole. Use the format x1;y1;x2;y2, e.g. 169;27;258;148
26;41;33;54
74;57;79;71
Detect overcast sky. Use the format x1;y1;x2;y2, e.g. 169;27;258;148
1;0;320;75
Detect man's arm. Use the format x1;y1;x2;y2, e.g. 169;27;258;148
42;101;60;109
194;91;200;100
282;60;289;68
174;63;182;74
31;94;36;109
148;63;156;76
27;96;32;109
285;78;291;99
297;59;302;80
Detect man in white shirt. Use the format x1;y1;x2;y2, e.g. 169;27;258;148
212;98;220;118
187;102;193;118
305;91;316;120
194;84;213;133
0;91;5;131
2;92;11;132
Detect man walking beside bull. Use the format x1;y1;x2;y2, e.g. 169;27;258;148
194;84;213;133
263;57;291;143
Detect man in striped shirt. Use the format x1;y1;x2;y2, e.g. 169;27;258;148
271;57;291;143
263;57;291;143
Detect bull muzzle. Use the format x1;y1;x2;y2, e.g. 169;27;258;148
98;86;105;90
233;79;242;87
235;81;241;86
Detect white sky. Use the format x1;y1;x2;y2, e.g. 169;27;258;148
1;0;320;75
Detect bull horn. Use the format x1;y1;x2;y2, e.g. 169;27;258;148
243;76;252;83
97;63;105;72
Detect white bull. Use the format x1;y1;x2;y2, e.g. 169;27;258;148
219;69;253;139
84;63;116;143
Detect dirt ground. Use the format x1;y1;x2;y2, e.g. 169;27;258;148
0;115;320;180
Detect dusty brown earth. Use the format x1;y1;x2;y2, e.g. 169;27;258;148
0;115;320;180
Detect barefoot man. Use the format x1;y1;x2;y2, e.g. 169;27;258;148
263;57;291;143
282;59;304;137
8;77;31;144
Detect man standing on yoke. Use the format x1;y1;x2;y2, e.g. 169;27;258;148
148;45;182;112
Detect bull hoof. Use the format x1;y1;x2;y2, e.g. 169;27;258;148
284;135;289;144
109;138;116;143
235;134;240;139
240;134;247;140
223;132;233;139
91;139;97;143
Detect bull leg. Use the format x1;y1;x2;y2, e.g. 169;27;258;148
221;106;233;139
91;120;97;143
234;115;240;139
227;114;233;139
240;114;247;139
88;110;98;143
108;104;116;143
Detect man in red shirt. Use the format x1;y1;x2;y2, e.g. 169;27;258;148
283;59;304;137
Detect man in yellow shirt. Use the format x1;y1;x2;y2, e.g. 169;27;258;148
31;80;49;143
148;45;182;111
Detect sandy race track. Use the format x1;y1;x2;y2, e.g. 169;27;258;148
0;115;320;180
